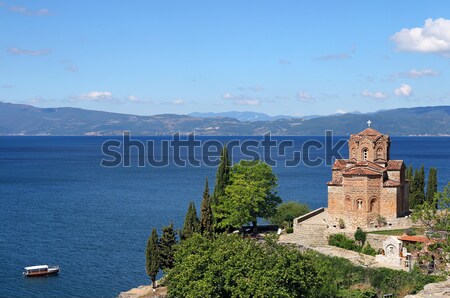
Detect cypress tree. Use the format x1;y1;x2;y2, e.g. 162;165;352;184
406;164;413;181
145;228;159;288
418;165;426;204
181;202;200;240
410;166;426;208
159;223;177;271
200;178;213;236
212;144;230;205
426;167;438;205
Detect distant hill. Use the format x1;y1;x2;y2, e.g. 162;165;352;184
189;111;296;122
0;102;449;136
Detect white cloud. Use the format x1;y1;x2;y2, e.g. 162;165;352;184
361;90;387;99
127;95;152;104
394;84;413;97
391;18;450;54
9;6;50;16
8;47;51;56
405;68;439;78
74;91;113;102
222;93;261;105
222;93;234;99
297;91;315;102
335;109;347;114
234;99;260;106
171;99;184;105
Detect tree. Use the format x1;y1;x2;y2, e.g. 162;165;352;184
406;164;413;181
426;167;438;205
167;233;322;298
354;227;367;247
410;165;425;208
159;223;177;271
181;201;200;240
212;144;230;205
215;160;281;233
200;178;213;236
212;144;231;232
412;183;450;269
270;201;310;229
146;228;159;288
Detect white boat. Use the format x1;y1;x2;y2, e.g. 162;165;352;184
23;265;59;277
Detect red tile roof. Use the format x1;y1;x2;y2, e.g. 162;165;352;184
343;167;383;176
358;127;383;136
386;160;403;170
327;177;343;186
350;127;388;142
398;235;432;243
383;179;401;187
332;159;348;170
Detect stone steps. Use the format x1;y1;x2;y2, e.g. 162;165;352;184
280;223;328;246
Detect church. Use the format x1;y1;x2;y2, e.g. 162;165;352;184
327;126;409;229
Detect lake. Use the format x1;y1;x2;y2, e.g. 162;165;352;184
0;136;449;298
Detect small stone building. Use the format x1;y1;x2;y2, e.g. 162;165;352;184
327;127;409;228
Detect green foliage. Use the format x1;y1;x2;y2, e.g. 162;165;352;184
270;201;310;228
412;183;450;268
212;144;230;205
426;167;438;205
145;228;159;288
354;227;367;246
361;243;377;256
159;223;177;271
336;288;377;298
286;227;294;234
410;165;426;209
181;202;200;240
406;164;413;181
405;227;416;236
328;233;360;252
215;160;282;233
200;178;213;236
166;233;442;297
212;144;231;231
167;233;323;298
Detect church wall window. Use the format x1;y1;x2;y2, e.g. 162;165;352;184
356;199;363;211
362;148;368;161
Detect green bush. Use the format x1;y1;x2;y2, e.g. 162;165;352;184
354;227;367;246
405;227;416;236
270;201;310;228
328;233;360;251
361;243;377;256
337;288;377;298
286;227;294;233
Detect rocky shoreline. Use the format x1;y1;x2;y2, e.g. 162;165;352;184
118;285;167;298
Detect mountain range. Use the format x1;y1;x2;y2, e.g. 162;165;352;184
1;102;449;136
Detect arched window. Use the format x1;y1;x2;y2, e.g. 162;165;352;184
357;199;363;211
376;148;383;160
369;198;378;212
345;196;352;211
362;148;368;161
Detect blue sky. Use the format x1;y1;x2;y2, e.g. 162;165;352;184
1;1;450;116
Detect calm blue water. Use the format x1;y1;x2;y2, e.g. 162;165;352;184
0;136;449;298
